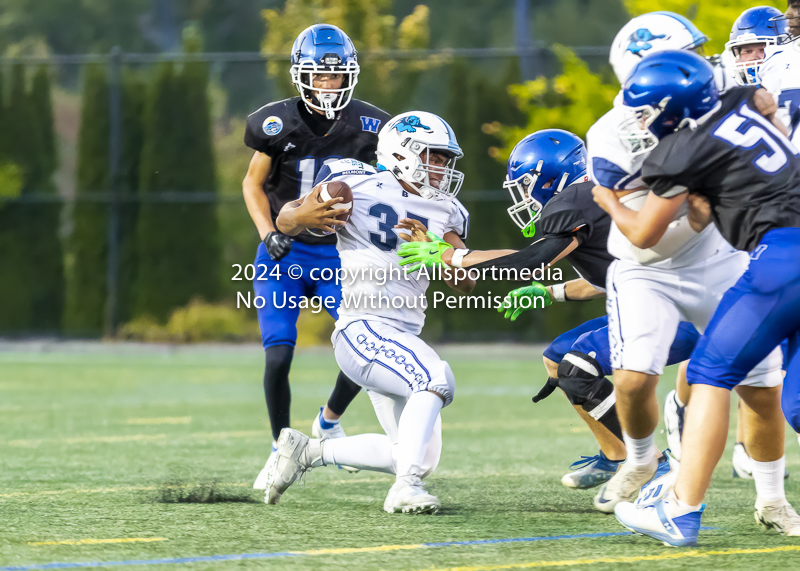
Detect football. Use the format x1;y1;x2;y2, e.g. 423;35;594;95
308;180;352;236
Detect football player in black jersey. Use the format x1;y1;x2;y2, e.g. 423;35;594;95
397;129;699;488
242;24;391;490
596;50;800;546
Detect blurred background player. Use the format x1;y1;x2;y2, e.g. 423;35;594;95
606;50;800;546
715;5;792;479
242;24;390;489
267;111;474;513
397;129;697;489
587;13;785;517
759;2;800;147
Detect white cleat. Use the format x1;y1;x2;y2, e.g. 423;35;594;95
615;494;705;547
594;447;658;514
253;442;278;490
732;442;754;479
755;498;800;536
635;451;679;507
311;407;359;473
383;475;440;514
265;428;323;505
311;407;348;439
663;390;684;461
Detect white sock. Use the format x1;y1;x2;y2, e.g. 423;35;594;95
395;391;443;478
753;456;786;504
321;434;394;474
674;392;686;408
671;492;702;512
622;431;655;467
321;409;339;424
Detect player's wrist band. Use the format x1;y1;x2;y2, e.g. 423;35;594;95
450;249;470;268
551;283;567;302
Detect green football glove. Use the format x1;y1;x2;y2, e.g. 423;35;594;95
397;232;454;273
497;281;553;321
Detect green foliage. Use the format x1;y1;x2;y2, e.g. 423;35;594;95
119;298;260;343
65;65;146;335
135;32;221;322
260;0;436;112
0;64;63;333
485;46;618;163
64;64;110;335
623;0;786;55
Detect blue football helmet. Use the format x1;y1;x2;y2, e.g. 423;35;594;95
619;50;719;157
290;24;360;119
725;7;788;85
504;129;588;237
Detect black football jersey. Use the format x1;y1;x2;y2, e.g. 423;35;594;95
643;87;800;252
245;97;391;245
539;180;614;288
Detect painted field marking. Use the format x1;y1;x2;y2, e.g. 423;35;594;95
29;539;167;547
0;531;725;571
402;545;800;571
126;417;191;425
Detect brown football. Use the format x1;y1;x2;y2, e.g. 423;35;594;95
315;180;353;229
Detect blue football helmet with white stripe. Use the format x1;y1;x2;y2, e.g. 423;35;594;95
725;7;788;85
619;50;719;156
290;24;360;119
504;130;588;237
609;12;709;85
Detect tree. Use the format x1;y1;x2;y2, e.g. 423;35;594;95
134;29;220;321
623;1;786;55
0;64;63;332
485;46;618;163
64;64;110;335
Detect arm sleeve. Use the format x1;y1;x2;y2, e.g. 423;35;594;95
471;234;574;274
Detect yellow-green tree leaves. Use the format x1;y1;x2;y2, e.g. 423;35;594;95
485;47;617;162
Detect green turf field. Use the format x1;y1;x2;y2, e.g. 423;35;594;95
2;343;799;571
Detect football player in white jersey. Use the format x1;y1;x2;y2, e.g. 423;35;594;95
264;111;474;514
759;2;800;147
586;13;788;530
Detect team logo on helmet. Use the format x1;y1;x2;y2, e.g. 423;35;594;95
262;116;283;136
627;29;669;55
392;116;433;133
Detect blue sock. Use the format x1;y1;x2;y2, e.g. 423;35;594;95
318;406;339;430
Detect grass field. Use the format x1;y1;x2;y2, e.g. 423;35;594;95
2;343;800;571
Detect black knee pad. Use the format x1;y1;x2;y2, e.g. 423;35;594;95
557;351;607;407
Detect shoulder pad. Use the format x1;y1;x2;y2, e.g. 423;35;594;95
314;159;378;186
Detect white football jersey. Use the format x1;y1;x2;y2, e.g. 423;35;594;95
316;159;469;334
587;93;728;268
759;39;800;146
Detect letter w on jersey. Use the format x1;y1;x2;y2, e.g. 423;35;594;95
361;116;382;133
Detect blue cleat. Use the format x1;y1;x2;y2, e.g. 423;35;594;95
615;495;705;547
562;451;622;489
